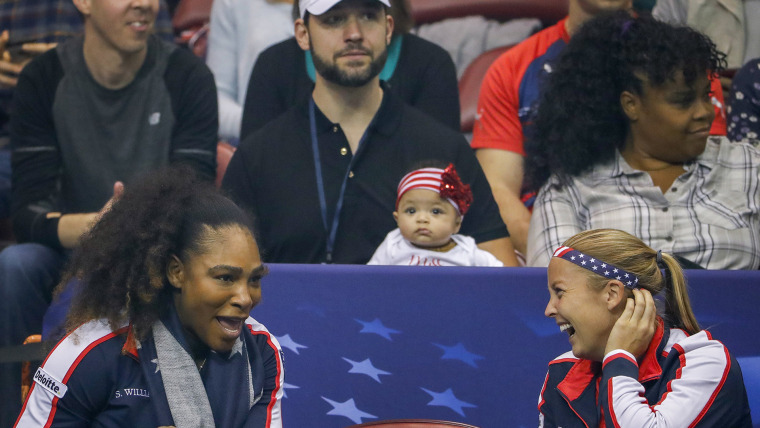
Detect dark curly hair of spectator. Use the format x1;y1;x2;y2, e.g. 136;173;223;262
524;11;726;190
60;166;255;339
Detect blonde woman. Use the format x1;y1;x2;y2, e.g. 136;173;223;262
538;229;752;427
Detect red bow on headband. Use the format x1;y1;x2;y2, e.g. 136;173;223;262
440;164;473;216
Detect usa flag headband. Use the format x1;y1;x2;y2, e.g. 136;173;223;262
396;164;473;215
553;246;640;288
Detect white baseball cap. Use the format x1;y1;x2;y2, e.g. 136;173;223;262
299;0;391;19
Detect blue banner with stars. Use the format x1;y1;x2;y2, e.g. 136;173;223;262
251;265;760;427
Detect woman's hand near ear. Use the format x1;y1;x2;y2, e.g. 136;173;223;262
605;288;657;359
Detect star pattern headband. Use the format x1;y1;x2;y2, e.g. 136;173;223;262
396;164;473;215
553;246;640;288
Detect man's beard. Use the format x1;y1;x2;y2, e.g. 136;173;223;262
311;43;388;87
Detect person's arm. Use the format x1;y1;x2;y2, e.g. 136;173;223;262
15;328;116;427
245;320;285;428
599;290;749;427
525;181;583;267
470;51;534;257
476;148;531;256
56;182;123;248
0;30;56;88
10;50;65;247
404;35;461;131
166;50;218;181
453;136;518;266
205;0;243;141
476;237;517;266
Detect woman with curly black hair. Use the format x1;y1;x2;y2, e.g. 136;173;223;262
16;167;284;427
525;11;760;270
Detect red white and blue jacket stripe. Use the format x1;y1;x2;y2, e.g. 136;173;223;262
15;314;284;428
538;319;752;427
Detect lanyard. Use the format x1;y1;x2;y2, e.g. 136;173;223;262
308;98;375;263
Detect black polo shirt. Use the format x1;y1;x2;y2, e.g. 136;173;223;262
223;87;508;264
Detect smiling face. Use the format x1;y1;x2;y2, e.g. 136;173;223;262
295;0;393;87
169;225;267;355
623;72;714;165
545;258;621;361
75;0;158;56
394;189;461;248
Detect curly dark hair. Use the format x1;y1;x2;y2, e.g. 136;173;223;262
60;166;255;339
524;11;726;190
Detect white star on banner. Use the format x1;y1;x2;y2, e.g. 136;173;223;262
275;333;308;355
151;358;160;373
433;342;485;368
355;318;401;340
342;357;391;383
282;382;299;399
421;387;477;417
322;397;377;424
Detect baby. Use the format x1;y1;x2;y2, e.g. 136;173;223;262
368;163;503;266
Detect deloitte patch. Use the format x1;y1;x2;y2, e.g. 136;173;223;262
33;367;68;398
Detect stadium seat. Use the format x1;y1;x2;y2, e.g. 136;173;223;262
408;0;568;27
458;45;513;133
216;141;236;188
172;0;214;58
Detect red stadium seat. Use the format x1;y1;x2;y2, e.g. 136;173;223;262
458;45;513;133
216;141;236;188
172;0;214;58
408;0;568;27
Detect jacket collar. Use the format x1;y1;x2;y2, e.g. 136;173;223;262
555;318;668;425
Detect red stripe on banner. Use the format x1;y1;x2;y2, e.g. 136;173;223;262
689;345;731;428
251;329;283;427
43;327;125;428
